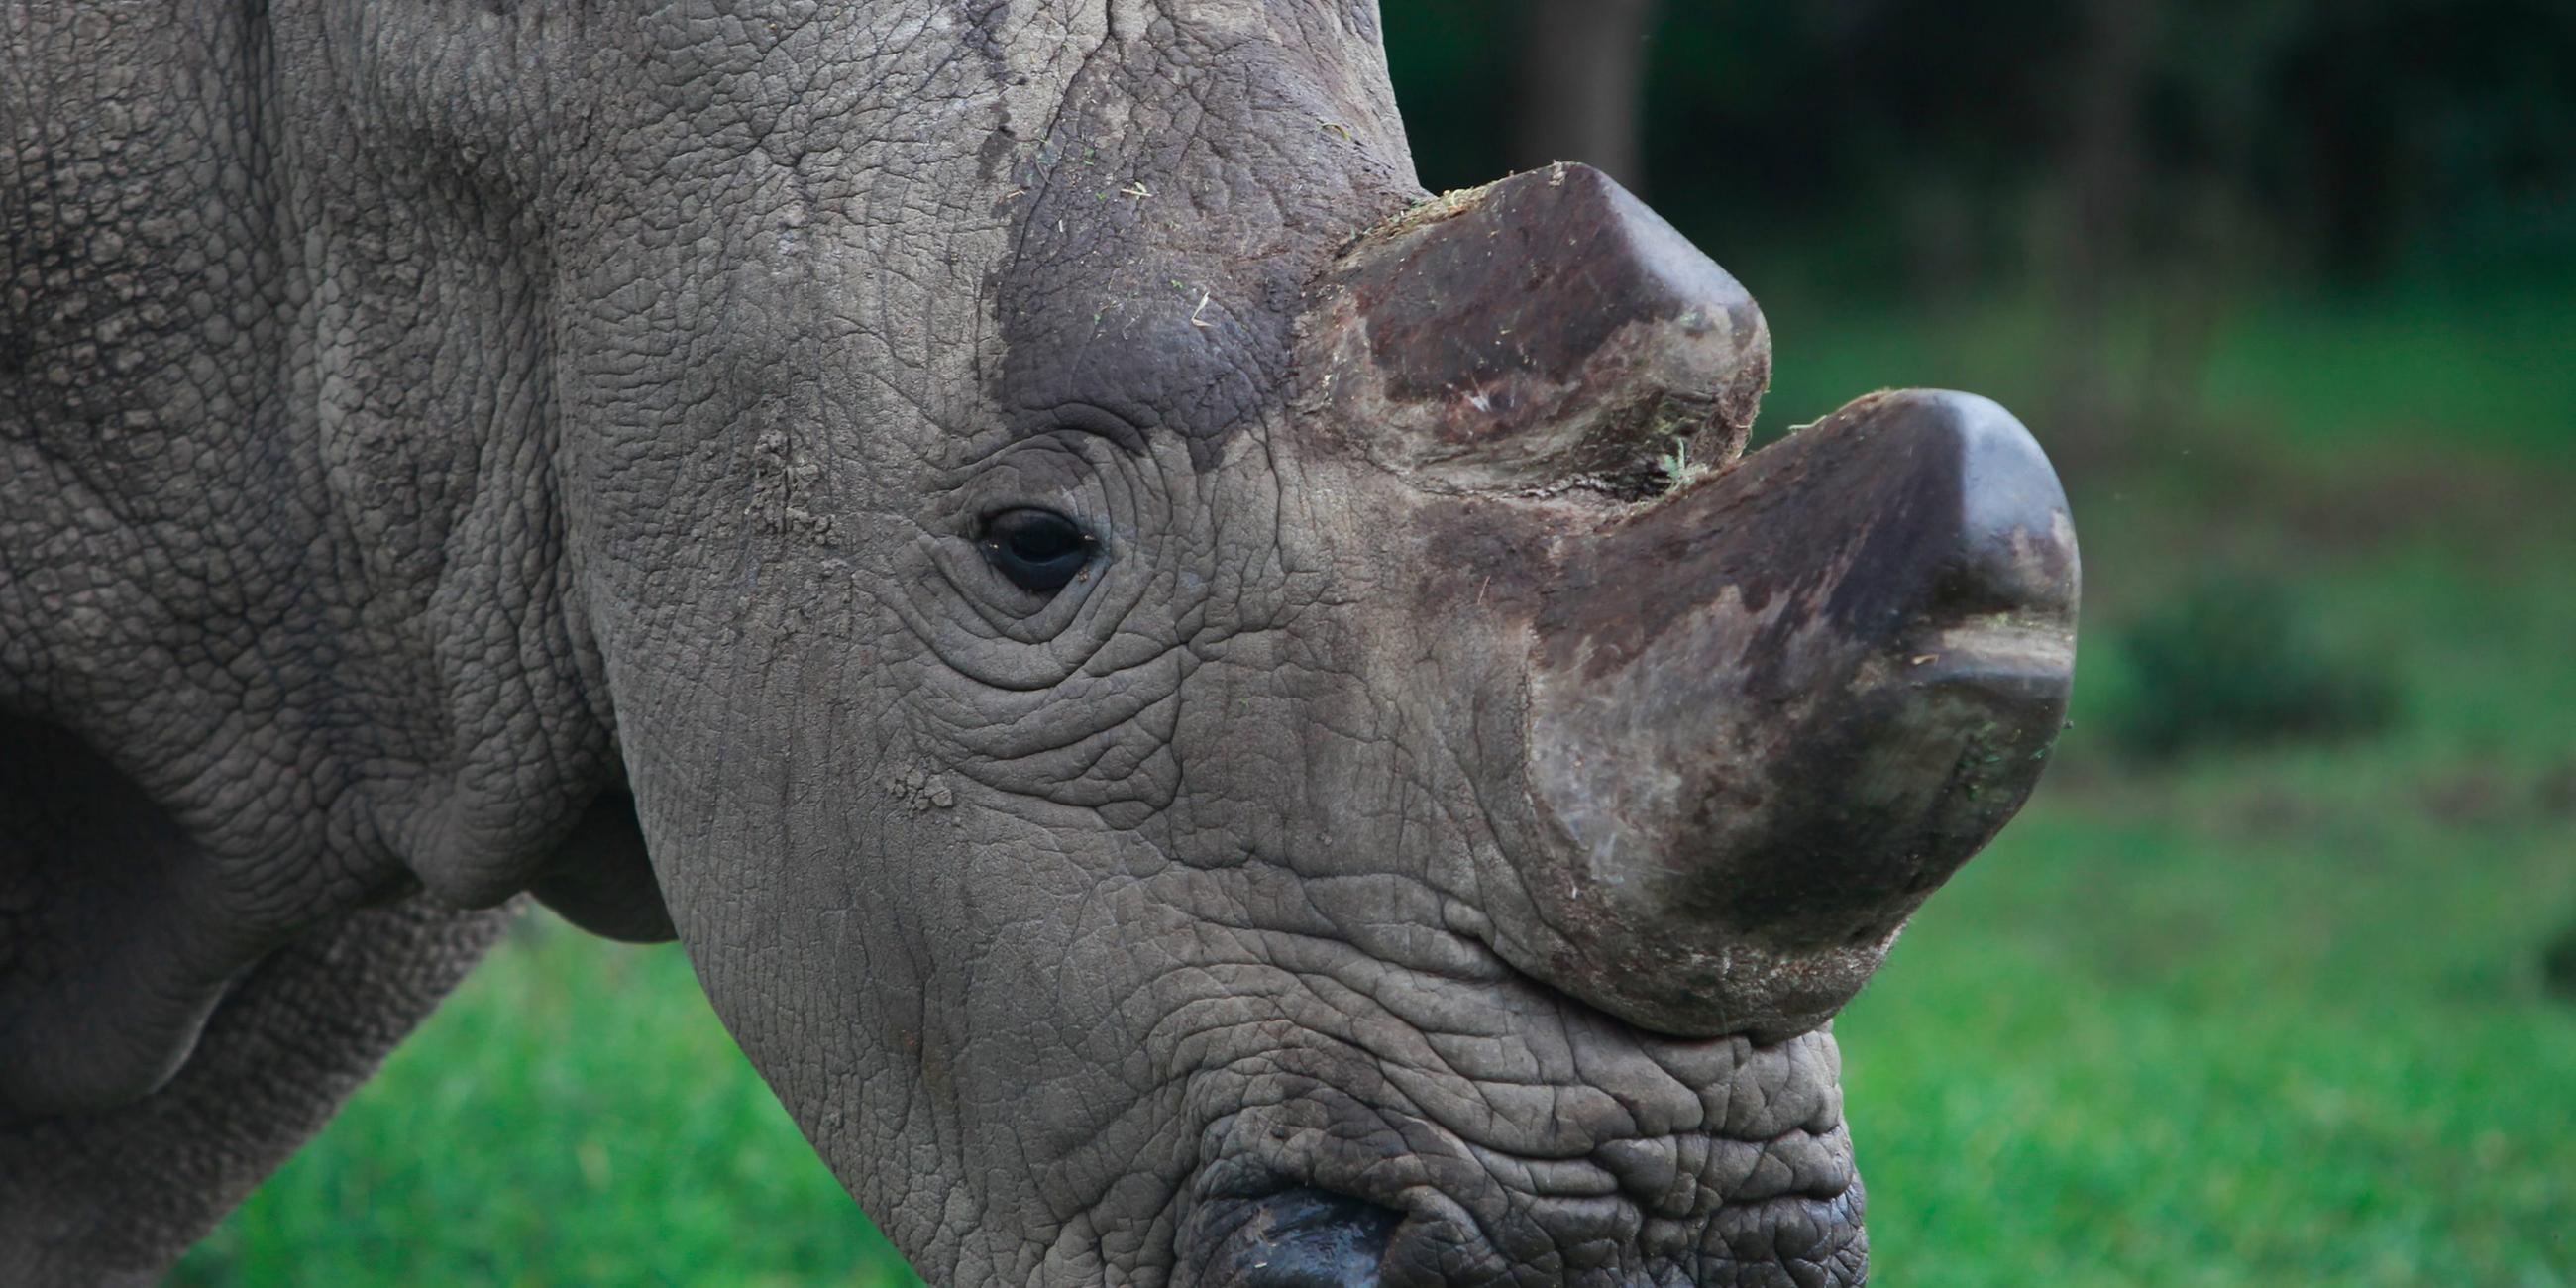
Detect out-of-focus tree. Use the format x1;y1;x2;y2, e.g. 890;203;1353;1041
1511;0;1662;190
1385;0;2576;287
2046;0;2159;445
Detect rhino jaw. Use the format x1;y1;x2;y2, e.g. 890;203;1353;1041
1515;388;2080;1041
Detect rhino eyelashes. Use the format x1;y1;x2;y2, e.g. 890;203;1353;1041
979;506;1099;594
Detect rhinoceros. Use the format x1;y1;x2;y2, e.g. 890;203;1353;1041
0;3;2077;1284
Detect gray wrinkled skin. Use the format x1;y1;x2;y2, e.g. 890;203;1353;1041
2;4;2077;1285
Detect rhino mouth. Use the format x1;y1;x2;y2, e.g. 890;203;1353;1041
1188;1186;1403;1287
1180;1122;1864;1288
1184;1180;1863;1288
1167;942;1868;1288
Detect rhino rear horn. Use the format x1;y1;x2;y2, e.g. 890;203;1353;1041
1298;162;1771;492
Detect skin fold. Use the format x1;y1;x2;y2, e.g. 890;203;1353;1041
0;3;2075;1285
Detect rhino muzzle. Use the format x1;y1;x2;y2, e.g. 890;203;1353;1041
1190;164;2068;1286
1302;164;2080;1046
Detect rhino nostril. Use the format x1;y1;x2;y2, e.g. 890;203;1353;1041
1197;1186;1401;1288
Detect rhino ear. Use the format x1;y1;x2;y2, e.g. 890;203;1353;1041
528;790;676;944
1299;163;1771;493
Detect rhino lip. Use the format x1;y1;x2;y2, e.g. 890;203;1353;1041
1159;879;1869;1285
1183;1165;1865;1288
1189;1185;1405;1288
1174;1007;1865;1284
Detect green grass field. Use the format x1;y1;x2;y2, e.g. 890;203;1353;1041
172;285;2576;1287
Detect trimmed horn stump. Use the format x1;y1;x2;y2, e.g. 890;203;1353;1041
1299;162;1771;493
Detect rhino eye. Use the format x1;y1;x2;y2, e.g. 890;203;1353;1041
979;507;1096;594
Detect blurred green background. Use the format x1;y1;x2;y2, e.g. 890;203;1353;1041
176;2;2575;1284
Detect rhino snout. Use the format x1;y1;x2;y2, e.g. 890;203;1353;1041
1298;165;2080;1044
1513;388;2081;1041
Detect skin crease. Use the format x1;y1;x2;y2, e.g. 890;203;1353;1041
0;2;2078;1285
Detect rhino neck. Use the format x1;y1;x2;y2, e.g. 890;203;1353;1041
0;1;627;1119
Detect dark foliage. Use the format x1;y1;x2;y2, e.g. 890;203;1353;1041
1384;0;2576;288
2104;572;2399;759
2545;918;2576;1003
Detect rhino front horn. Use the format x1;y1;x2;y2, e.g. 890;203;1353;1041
1299;162;1771;492
1518;389;2081;1042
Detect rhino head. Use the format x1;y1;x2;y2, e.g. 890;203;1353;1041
527;7;2076;1284
0;2;2074;1284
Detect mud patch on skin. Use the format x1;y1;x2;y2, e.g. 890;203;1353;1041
885;765;957;812
750;424;837;543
